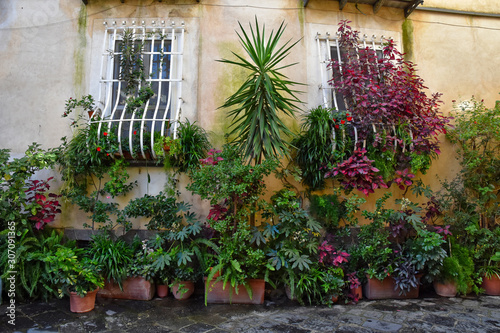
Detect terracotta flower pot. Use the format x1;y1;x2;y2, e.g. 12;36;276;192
351;285;363;300
433;281;457;297
69;288;98;313
98;277;155;301
482;275;500;296
205;278;265;304
157;284;169;298
364;274;421;299
171;281;195;300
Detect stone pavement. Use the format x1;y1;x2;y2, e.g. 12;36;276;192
1;292;499;333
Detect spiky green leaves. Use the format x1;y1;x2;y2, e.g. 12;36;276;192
219;17;302;164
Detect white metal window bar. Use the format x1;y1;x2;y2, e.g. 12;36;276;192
92;20;185;160
316;30;390;151
316;31;385;111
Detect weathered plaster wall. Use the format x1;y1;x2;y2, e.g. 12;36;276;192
0;0;83;153
1;0;499;229
423;0;500;14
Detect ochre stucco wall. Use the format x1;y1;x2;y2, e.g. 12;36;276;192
1;0;499;229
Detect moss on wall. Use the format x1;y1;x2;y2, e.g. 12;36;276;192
74;4;87;96
212;41;247;147
402;19;414;62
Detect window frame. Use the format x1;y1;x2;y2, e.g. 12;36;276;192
91;20;185;160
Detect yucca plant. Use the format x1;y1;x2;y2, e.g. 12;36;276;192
219;17;302;164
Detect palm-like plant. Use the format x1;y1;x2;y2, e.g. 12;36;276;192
219;17;302;164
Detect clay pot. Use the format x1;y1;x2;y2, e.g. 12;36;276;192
482;275;500;296
157;284;169;298
171;281;195;300
204;278;265;304
433;281;457;297
69;288;98;313
364;274;421;299
98;277;155;301
351;285;363;300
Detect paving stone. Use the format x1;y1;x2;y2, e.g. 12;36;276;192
449;311;481;322
127;324;173;333
368;303;400;312
5;315;37;332
422;314;456;327
180;322;216;333
335;313;366;326
346;308;384;319
270;312;309;325
18;302;59;317
188;313;228;326
462;299;481;307
31;310;75;329
155;315;196;330
381;311;420;324
58;321;88;333
217;316;259;332
82;317;108;332
7;292;500;333
454;320;490;333
362;318;402;332
297;318;338;331
335;325;374;333
248;322;312;333
483;318;500;328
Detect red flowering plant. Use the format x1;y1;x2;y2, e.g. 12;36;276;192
25;177;62;230
325;148;388;196
323;21;451;195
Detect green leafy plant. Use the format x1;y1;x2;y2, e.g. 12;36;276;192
447;96;500;229
309;194;343;231
0;144;59;232
44;246;104;298
124;193;187;230
87;233;133;288
174;119;211;171
292;106;337;190
435;243;477;295
219;17;302;164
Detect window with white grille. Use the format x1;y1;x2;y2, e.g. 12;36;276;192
316;32;385;112
93;20;184;160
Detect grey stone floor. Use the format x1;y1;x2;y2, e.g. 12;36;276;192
1;292;499;333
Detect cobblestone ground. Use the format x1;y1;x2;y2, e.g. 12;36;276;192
1;293;499;333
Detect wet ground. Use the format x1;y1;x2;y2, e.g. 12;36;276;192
1;292;499;333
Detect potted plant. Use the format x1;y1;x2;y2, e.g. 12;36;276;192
258;189;321;301
322;21;450;197
147;239;172;298
187;145;278;304
480;251;500;295
88;233;154;301
467;225;500;295
44;246;104;313
357;194;446;299
169;266;197;300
